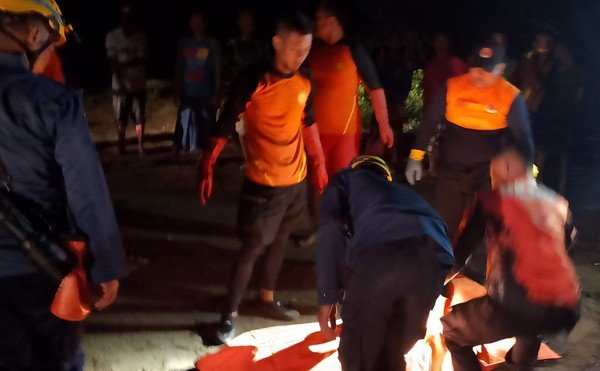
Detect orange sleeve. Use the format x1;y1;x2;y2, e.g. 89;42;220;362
368;88;390;128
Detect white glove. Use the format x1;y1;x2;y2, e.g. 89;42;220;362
405;159;423;185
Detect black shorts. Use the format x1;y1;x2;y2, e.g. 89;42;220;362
113;92;146;127
236;178;308;246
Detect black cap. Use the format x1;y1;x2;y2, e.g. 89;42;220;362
469;40;506;72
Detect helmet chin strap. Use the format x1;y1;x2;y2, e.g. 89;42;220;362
0;24;55;70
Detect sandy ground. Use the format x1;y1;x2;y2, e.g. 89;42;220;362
81;87;600;371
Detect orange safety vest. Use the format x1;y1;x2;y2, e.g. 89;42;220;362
445;74;519;131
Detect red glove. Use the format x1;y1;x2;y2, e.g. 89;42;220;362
368;88;394;148
198;137;227;205
302;124;328;193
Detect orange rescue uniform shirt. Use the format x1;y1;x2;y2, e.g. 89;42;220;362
214;64;315;187
308;40;382;136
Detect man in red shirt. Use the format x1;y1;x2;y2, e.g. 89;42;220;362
423;33;466;110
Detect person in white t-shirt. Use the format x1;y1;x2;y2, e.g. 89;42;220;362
106;6;148;155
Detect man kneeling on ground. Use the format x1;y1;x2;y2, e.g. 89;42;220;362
442;147;580;371
316;155;454;370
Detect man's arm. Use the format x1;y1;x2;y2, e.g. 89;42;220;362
412;84;447;155
301;68;328;192
506;94;535;164
350;43;394;147
198;65;262;204
316;174;349;339
212;65;261;139
54;92;129;286
405;85;447;184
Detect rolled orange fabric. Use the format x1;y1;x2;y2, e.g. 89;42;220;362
51;239;91;321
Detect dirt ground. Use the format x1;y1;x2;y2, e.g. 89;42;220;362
81;87;600;371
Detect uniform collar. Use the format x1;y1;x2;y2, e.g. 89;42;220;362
0;51;29;71
500;177;538;196
269;61;295;79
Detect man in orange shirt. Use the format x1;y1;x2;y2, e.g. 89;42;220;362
198;11;327;343
309;0;394;176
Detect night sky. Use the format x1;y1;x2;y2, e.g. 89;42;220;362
57;0;600;130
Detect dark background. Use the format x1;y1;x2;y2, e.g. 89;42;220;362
57;0;600;137
57;1;600;80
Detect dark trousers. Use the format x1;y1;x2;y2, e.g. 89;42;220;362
433;164;491;240
442;295;579;371
226;179;308;313
0;274;83;371
433;164;490;283
339;236;451;371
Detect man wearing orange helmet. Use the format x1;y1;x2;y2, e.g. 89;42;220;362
0;1;128;369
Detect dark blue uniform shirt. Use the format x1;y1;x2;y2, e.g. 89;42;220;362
316;168;454;305
0;52;129;283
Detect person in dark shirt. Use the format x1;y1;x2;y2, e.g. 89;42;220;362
490;32;517;78
511;31;554;114
316;155;453;371
0;1;129;369
173;11;221;154
377;32;417;164
222;10;268;93
535;43;583;194
442;147;579;371
422;33;466;110
198;11;327;344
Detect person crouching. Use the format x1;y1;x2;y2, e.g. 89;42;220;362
442;147;580;371
316;155;454;370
